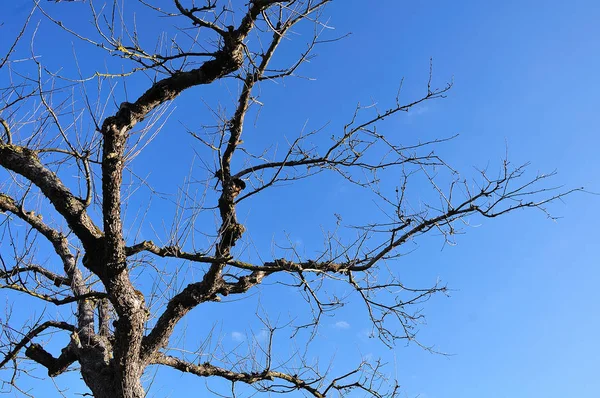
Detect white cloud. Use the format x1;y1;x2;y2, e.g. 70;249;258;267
334;321;350;329
255;329;270;342
357;328;373;340
406;105;429;117
231;331;245;342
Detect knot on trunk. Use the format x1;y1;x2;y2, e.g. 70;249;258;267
219;221;245;249
217;177;246;250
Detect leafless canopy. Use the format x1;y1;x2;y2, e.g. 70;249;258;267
0;1;579;397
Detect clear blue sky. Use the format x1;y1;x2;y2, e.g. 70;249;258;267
1;1;599;397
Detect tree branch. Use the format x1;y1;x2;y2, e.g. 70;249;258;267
138;1;330;363
0;285;107;306
0;146;102;249
151;354;325;397
0;192;96;332
0;265;70;287
0;118;11;144
0;320;75;374
25;343;77;378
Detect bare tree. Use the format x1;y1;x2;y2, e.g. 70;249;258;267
0;1;580;397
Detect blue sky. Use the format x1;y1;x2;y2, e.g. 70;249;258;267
1;0;599;397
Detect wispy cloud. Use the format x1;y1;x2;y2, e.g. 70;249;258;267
231;331;245;342
254;329;270;342
406;105;429;117
357;328;373;340
334;321;350;329
402;105;430;125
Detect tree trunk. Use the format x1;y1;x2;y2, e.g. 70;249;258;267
75;323;146;398
81;363;145;398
